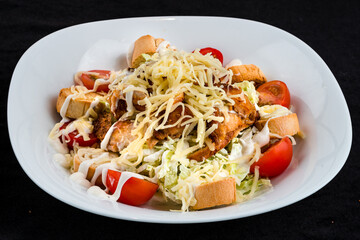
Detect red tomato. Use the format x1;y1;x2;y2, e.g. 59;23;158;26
106;169;158;206
80;70;111;93
257;80;291;108
59;122;98;149
250;137;293;177
198;47;224;65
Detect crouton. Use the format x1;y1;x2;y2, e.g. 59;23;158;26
107;120;137;152
193;178;237;210
56;87;100;119
131;35;165;68
255;113;300;137
227;64;267;86
73;154;104;188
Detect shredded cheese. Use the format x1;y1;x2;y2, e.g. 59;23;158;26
107;48;234;165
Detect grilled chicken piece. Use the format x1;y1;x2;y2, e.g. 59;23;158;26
188;85;257;161
107;120;136;152
93;111;136;152
110;90;185;120
109;89;148;119
93;111;112;141
153;105;193;140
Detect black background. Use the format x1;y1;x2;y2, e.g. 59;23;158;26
1;0;359;239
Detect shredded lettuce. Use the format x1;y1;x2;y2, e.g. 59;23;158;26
234;81;259;105
237;174;271;197
143;127;271;211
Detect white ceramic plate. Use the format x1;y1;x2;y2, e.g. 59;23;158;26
8;16;352;223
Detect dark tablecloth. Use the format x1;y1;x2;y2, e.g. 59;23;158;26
1;0;359;239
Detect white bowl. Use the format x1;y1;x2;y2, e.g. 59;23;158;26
8;16;352;223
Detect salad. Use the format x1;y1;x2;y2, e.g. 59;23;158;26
48;35;301;211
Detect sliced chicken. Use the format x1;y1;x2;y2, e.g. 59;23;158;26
188;85;257;161
109;89;148;119
107;120;136;152
93;111;112;141
153;105;193;140
93;111;136;152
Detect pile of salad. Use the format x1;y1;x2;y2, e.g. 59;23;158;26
49;35;301;211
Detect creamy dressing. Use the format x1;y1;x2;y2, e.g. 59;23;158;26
156;41;174;56
100;121;118;150
69;172;91;188
225;59;242;69
74;71;84;86
53;153;70;168
85;168;144;202
87;186;110;199
73;152;145;202
258;105;292;120
60;93;76;118
77;152;110;179
252;120;271;147
240;129;255;156
92;162;113;185
78;159;95;178
93;78;110;92
110;172;144;201
84;97;100;118
125;85;135;114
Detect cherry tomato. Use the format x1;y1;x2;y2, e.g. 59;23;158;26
250;137;293;177
257;80;291;108
198;47;224;65
59;122;98;149
80;70;111;93
106;169;158;206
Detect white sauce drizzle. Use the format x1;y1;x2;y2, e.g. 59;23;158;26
53;153;70;168
156;41;173;56
93;78;110;91
69;172;91;188
252;120;271;147
92;162;113;185
84;97;100;118
60;93;76;118
86;169;144;202
111;172;144;201
125;85;135;114
225;59;243;69
100;121;118;150
78;159;95;178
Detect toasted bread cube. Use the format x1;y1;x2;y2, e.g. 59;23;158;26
73;154;104;187
56;88;100;119
193;178;237;210
228;64;267;86
131;35;164;68
255;113;300;137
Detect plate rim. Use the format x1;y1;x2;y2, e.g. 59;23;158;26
7;16;353;223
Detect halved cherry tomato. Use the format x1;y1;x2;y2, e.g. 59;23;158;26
250;137;293;177
257;80;291;108
197;47;224;65
59;122;98;149
80;70;111;93
106;169;158;206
